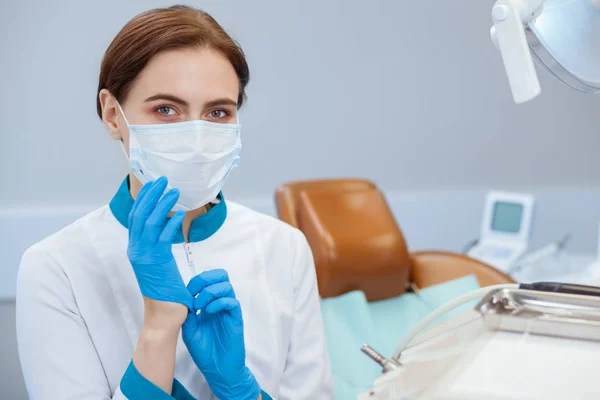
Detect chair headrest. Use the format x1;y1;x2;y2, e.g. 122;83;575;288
297;187;411;301
275;179;377;228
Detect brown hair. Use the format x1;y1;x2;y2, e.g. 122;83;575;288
96;5;250;119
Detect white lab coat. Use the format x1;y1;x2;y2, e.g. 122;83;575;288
16;200;334;399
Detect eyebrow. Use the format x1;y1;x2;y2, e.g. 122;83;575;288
144;94;189;107
144;94;238;109
204;98;239;108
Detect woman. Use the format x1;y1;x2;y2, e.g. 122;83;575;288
16;5;333;400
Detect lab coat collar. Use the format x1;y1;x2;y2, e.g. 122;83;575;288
109;176;227;243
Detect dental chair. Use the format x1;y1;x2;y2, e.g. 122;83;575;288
276;180;515;398
275;179;514;301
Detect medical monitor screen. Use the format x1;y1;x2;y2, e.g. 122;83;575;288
490;201;523;234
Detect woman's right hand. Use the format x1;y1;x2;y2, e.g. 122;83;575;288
127;177;192;324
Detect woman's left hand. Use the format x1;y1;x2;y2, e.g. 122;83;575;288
182;269;261;400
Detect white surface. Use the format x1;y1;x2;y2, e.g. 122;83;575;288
442;331;600;399
364;307;600;399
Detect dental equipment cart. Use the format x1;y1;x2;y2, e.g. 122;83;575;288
360;288;600;400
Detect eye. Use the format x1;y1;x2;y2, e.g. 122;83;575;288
209;110;229;119
156;106;176;116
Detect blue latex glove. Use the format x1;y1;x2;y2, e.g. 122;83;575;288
127;177;192;309
182;270;260;400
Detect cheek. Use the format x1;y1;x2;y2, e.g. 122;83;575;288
224;109;239;124
134;107;163;124
123;105;158;125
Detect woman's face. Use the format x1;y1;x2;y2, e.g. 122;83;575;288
100;47;240;150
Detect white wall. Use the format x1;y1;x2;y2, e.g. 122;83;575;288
0;301;27;400
2;0;600;209
2;0;600;399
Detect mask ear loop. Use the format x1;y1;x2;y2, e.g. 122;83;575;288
119;139;130;160
115;100;131;127
115;100;131;159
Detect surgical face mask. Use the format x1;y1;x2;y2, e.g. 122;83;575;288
116;102;241;211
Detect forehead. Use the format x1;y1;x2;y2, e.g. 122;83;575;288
128;47;239;104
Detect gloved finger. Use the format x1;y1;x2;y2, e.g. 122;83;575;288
181;308;199;341
130;177;168;241
193;281;236;311
187;269;230;297
204;297;242;321
128;181;152;237
144;188;180;243
182;307;198;330
159;210;185;243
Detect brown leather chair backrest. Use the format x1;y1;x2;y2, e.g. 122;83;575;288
275;179;376;229
297;187;411;301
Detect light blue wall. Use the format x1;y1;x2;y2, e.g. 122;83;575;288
2;0;600;209
3;1;600;399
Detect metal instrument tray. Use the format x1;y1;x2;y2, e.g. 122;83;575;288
476;288;600;341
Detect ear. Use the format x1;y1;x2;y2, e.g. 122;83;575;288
99;89;124;140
